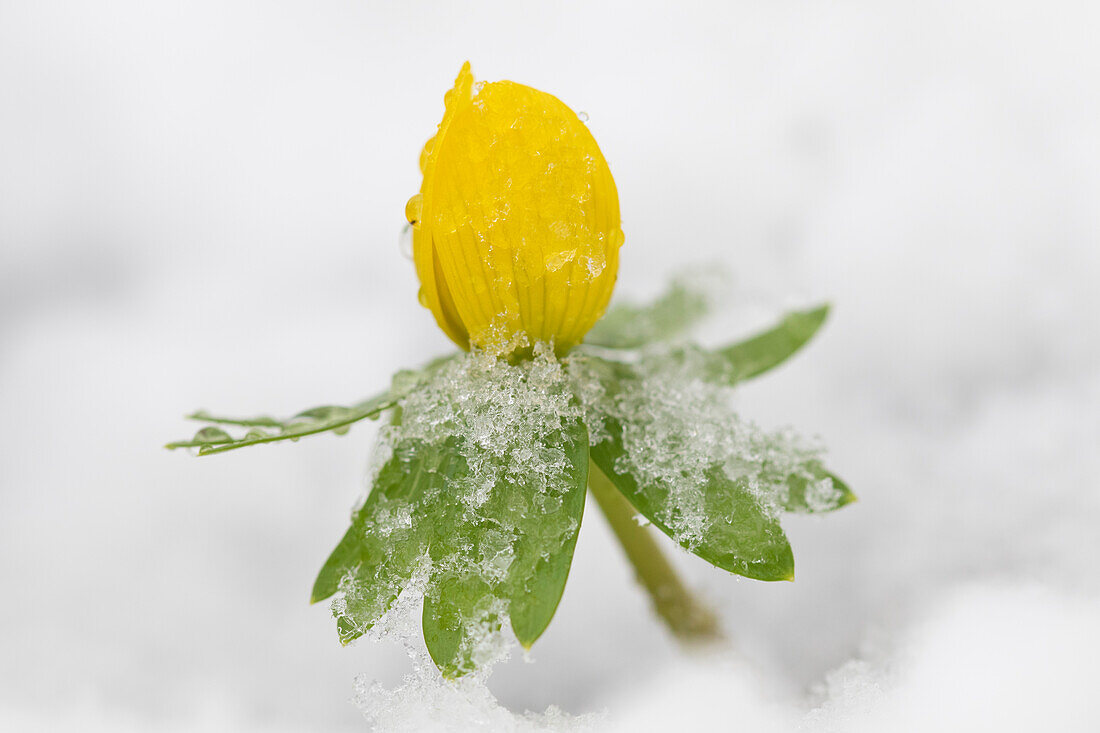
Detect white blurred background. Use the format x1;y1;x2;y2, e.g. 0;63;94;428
3;1;1099;730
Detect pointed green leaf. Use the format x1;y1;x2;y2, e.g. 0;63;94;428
167;354;458;456
422;571;498;679
312;438;468;645
708;304;829;384
311;518;368;605
315;420;588;671
591;418;794;581
502;419;588;649
166;392;397;455
420;419;589;674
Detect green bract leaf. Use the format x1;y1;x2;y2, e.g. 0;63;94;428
585;277;710;349
165;393;396;455
421;417;588;676
315;416;589;677
310;438;467;641
501;422;588;649
166;355;457;456
572;351;850;582
580;347;853;576
422;572;497;678
709;304;830;384
590;417;794;581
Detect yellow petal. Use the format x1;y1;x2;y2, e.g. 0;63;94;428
410;63;623;356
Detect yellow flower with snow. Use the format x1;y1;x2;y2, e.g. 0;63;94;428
407;62;624;356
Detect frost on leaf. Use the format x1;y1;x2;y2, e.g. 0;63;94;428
569;345;844;582
312;346;588;677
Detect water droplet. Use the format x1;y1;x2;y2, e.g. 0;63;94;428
577;111;589;122
417;288;429;306
398;224;414;260
193;426;230;444
610;228;626;249
405;193;423;226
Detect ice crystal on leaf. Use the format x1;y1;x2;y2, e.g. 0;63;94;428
571;349;824;534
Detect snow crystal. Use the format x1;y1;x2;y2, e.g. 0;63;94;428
396;343;581;503
356;562;435;648
800;585;1100;733
804;660;886;732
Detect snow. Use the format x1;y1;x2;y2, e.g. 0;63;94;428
2;0;1099;731
609;585;1100;732
394;346;578;506
354;659;601;733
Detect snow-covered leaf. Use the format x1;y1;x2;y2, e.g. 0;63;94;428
501;420;588;649
574;350;851;581
312;437;465;643
421;417;589;677
313;381;588;676
422;571;498;678
590;416;795;581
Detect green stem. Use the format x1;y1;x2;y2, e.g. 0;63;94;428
588;461;721;642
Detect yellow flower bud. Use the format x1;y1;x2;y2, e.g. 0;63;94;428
408;62;624;357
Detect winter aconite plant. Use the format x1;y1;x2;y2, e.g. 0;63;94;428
168;63;853;678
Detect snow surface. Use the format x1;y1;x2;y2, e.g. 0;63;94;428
2;1;1099;731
